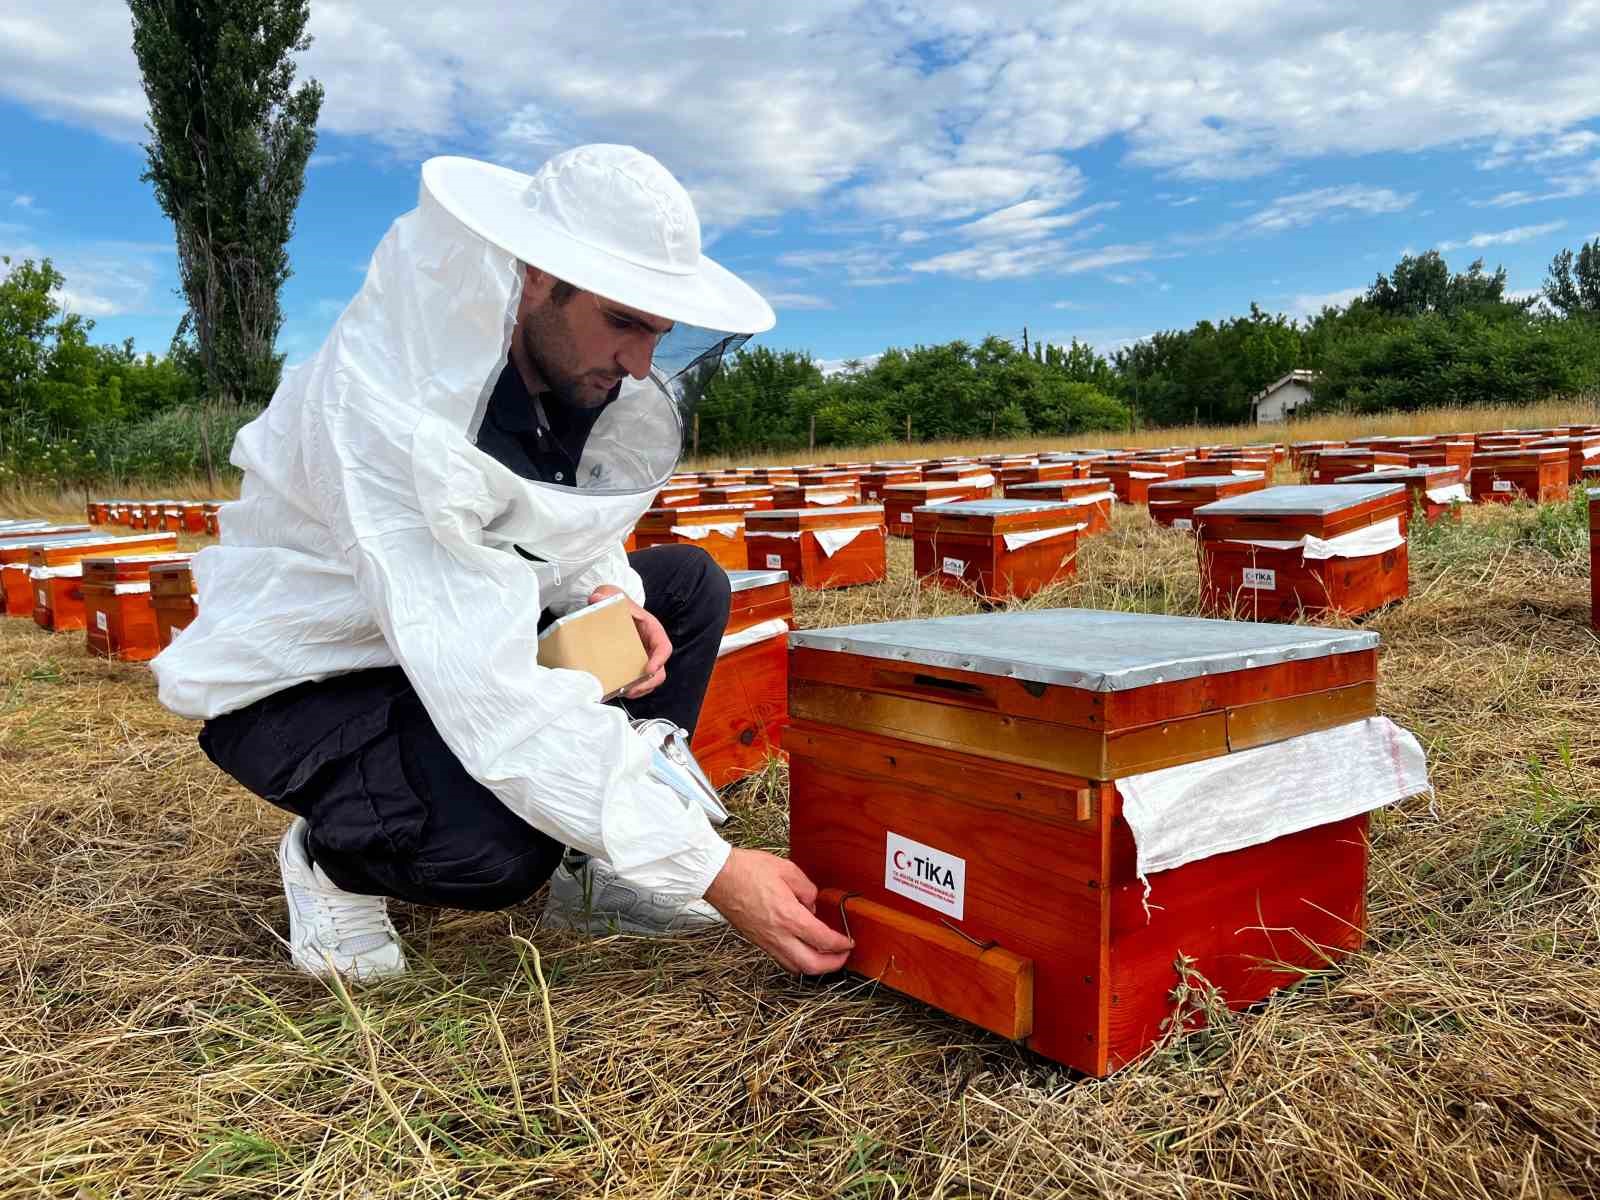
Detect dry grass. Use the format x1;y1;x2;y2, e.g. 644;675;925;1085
2;475;1600;1198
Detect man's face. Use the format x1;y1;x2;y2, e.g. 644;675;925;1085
517;268;674;408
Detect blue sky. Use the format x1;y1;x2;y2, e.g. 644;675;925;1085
3;1;1598;370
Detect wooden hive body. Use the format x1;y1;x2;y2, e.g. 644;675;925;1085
1148;473;1267;530
883;480;993;537
82;553;193;660
1527;436;1600;485
795;469;863;491
1309;449;1409;484
1469;448;1568;504
745;506;887;589
691;569;794;788
1194;484;1409;622
859;468;923;502
1001;461;1084;487
1289;441;1345;470
911;499;1082;601
633;504;748;571
999;479;1115;536
1406;440;1475;472
770;483;863;510
923;464;996;488
149;561;199;649
1101;462;1178;505
203;503;222;536
786;609;1380;1075
180;502;207;534
700;484;775;511
16;533;178;626
652;485;703;508
1335;465;1465;523
2;534;103;617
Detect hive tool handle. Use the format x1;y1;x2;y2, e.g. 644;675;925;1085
630;716;730;827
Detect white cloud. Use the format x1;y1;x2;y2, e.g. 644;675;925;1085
1169;195;1200;207
896;229;932;244
765;291;833;310
1438;220;1566;251
777;246;906;287
1288;286;1364;318
0;234;173;320
907;240;1153;282
11;195;34;209
1224;185;1417;238
954;199;1117;243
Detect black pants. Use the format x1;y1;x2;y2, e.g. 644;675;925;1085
200;545;732;910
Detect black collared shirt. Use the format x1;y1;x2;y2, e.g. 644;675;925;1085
475;358;615;486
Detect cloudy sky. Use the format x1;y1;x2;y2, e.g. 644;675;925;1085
3;1;1598;366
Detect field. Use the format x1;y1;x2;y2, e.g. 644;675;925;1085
2;415;1599;1198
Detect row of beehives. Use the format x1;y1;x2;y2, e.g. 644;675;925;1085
84;498;222;536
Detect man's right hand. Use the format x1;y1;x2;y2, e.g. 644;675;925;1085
703;847;854;975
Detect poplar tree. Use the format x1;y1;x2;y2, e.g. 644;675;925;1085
128;0;322;477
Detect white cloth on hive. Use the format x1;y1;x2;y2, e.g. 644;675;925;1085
1002;523;1086;551
816;524;881;557
717;617;789;657
806;491;853;505
1128;470;1166;480
1062;490;1115;507
28;563;84;580
668;522;742;540
1223;515;1405;561
1116;716;1431;881
1424;483;1470;505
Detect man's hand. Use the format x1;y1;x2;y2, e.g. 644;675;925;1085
589;585;669;699
703;848;855;975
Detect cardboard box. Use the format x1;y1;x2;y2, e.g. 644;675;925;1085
535;593;649;699
787;609;1382;1074
912;498;1083;601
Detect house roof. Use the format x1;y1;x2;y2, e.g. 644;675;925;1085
1251;369;1319;410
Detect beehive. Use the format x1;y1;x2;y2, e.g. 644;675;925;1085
1334;465;1467;523
180;501;207;534
150;560;199;649
1194;483;1409;622
787;608;1420;1075
1289;441;1345;471
203;503;222;537
700;484;775;511
770;483;863;510
1101;461;1179;505
883;480;994;537
652;484;703;509
1470;447;1568;504
1000;461;1085;488
923;464;996;490
1308;448;1409;485
632;505;748;571
859;467;924;502
1527;436;1600;486
82;553;193;661
24;533;180;630
690;568;794;788
744;506;887;589
1001;478;1115;536
1147;473;1267;530
911;498;1082;602
1405;439;1475;473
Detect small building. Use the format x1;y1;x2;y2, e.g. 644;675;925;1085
1250;370;1319;424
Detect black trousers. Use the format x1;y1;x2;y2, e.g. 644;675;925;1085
200;545;732;910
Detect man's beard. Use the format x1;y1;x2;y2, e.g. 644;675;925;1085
521;309;614;410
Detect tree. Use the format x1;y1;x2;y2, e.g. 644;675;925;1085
129;0;323;462
1544;239;1600;318
1366;250;1514;318
0;257;65;418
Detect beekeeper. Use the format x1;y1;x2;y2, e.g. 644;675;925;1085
152;145;853;983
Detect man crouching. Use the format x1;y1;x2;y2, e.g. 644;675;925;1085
152;145;852;982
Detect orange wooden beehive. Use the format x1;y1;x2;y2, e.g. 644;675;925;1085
1101;461;1179;505
690;568;794;789
1194;483;1409;622
859;467;923;502
911;498;1082;602
1147;472;1267;530
1000;478;1115;536
24;533;179;630
82;553;193;661
1405;439;1474;473
652;484;703;509
1309;449;1409;485
883;480;992;537
1334;465;1467;523
770;483;863;510
1000;460;1086;488
202;503;222;536
1470;447;1568;504
700;483;775;511
923;463;996;489
1527;436;1600;486
632;504;748;571
787;609;1395;1075
150;560;199;649
744;506;887;589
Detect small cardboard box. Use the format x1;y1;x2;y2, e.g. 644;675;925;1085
536;593;649;700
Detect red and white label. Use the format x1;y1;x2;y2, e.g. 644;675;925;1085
36;589;47;607
765;553;782;569
884;831;965;919
1242;567;1277;590
942;556;965;577
95;610;108;632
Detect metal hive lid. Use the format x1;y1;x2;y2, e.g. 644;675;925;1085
725;568;790;591
754;505;884;520
918;498;1076;517
1334;466;1455;483
788;607;1378;691
1150;473;1264;490
1193;483;1404;516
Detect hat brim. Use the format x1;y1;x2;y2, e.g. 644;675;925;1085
422;156;775;335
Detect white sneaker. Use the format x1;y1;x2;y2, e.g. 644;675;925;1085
542;853;726;936
277;818;408;982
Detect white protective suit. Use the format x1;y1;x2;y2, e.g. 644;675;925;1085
152;179;731;901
